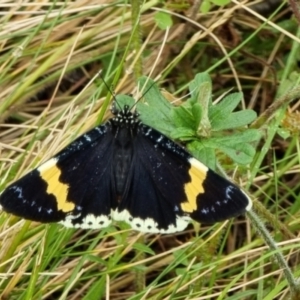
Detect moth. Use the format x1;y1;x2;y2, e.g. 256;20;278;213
0;96;251;233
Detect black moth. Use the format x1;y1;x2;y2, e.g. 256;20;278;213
0;102;251;233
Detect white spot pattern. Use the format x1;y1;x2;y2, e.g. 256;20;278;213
59;213;112;229
112;209;190;233
188;157;209;173
243;190;252;211
37;157;58;173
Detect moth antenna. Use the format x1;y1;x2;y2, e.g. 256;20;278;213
99;72;121;112
100;73;158;113
99;72;156;114
129;79;157;111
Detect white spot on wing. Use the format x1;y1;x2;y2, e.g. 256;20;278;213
11;186;24;200
156;135;163;143
83;134;92;142
225;186;234;199
60;213;112;229
37;157;59;173
95;127;102;134
201;208;209;214
112;209;190;233
188;157;209;172
59;214;79;228
242;190;252;211
144;128;152;136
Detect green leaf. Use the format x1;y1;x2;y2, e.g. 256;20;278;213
211;110;257;131
115;94;135;109
187;140;216;170
188;73;212;136
277;71;300;97
189;72;212;102
130;75;260;166
214;130;262;146
171;127;195;141
136;77;175;136
173;249;190;266
210;92;243;120
186;130;261;165
192;103;203;133
200;0;211;13
197;82;212;136
154;12;173;30
277;128;291;139
220;143;255;165
171;101;196;129
204;130;261;164
209;92;258;130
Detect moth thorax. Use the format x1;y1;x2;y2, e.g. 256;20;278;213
111;106;139;128
113;126;135;196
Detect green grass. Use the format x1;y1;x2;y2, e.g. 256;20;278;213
1;1;300;299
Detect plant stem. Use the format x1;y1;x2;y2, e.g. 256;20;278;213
131;0;143;80
247;209;300;295
131;0;145;293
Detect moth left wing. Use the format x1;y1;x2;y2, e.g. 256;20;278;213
0;124;117;229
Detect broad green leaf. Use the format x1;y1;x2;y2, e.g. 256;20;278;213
203;130;261;164
196;82;212;136
115;94;135;108
213;130;261;146
188;73;212;136
187;140;216;170
186;130;260;165
200;0;211;13
189;72;212;102
171;101;196;129
191;102;202;128
125;75;260;167
211;110;257;130
277;71;300;97
154;12;173;30
218;143;255;164
137;77;175;135
210;92;243;121
171;127;195;141
277;128;291;139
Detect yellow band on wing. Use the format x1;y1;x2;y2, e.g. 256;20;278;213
181;158;208;213
38;158;75;212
